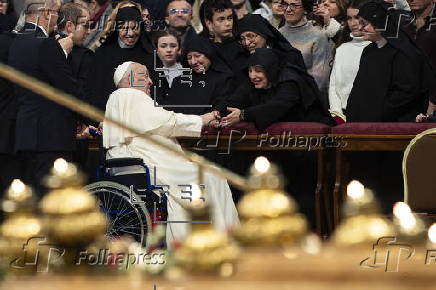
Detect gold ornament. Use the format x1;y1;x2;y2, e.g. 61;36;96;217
39;159;107;270
233;157;307;246
332;180;395;246
0;180;43;274
174;184;239;276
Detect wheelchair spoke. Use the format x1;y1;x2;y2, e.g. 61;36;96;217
85;181;157;249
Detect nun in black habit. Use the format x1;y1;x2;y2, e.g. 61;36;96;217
237;13;307;72
220;48;333;130
346;0;435;122
0;0;17;34
86;6;156;112
160;35;234;116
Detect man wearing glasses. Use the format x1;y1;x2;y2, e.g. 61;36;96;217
58;2;95;168
165;0;198;45
8;0;82;197
58;2;92;93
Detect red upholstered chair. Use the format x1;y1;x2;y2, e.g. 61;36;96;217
262;122;331;135
331;122;436;135
203;122;331;136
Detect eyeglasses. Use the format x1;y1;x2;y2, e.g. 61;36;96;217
77;21;90;29
239;33;259;45
280;2;303;10
168;8;191;15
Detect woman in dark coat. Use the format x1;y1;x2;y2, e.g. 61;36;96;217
86;6;155;111
160;34;234;116
221;48;333;130
346;0;435;122
0;0;16;33
237;13;307;71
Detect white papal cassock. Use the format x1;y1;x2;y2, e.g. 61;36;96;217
103;88;240;245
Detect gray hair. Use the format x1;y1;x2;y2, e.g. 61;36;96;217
23;0;59;16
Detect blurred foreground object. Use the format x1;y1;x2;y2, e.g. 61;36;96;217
174;184;239;277
0;180;42;274
40;159;107;269
233;157;308;246
332;180;395;246
393;202;426;244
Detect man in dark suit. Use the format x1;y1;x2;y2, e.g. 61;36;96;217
59;2;92;101
0;28;21;196
58;2;94;170
8;0;81;197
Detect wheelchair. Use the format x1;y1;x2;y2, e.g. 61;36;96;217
84;157;167;248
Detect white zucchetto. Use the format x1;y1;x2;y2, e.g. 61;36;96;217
113;61;134;87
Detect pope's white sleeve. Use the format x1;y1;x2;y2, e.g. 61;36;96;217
148;112;203;137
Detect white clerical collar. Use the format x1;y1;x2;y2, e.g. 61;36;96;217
118;38;134;48
27;22;49;37
376;38;387;48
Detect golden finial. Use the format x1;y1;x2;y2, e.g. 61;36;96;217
332;180;394;246
173;183;239;276
0;180;42;274
233;157;307;246
40;159;107;262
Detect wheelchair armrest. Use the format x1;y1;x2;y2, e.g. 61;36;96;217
104;158;144;168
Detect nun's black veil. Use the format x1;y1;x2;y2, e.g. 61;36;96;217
86;6;156;111
237;14;307;71
247;48;331;113
358;0;436;98
103;6;154;54
182;34;233;74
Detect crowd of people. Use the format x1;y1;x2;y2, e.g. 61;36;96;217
0;0;435;233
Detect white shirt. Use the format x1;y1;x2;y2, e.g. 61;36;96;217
162;63;183;87
329;34;371;113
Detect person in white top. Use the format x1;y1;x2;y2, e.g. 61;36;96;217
153;29;184;88
103;61;240;246
328;3;371;117
253;0;273;21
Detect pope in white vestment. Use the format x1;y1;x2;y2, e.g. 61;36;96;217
103;61;239;245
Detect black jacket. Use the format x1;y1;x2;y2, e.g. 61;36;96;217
68;45;94;125
223;48;333;130
8;23;79;152
0;31;17;154
347;42;428;122
87;37;155;111
161;69;233;115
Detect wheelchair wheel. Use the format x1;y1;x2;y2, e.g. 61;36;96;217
84;181;152;249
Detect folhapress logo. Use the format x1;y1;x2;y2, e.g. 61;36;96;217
360;236;415;272
10;236;65;272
